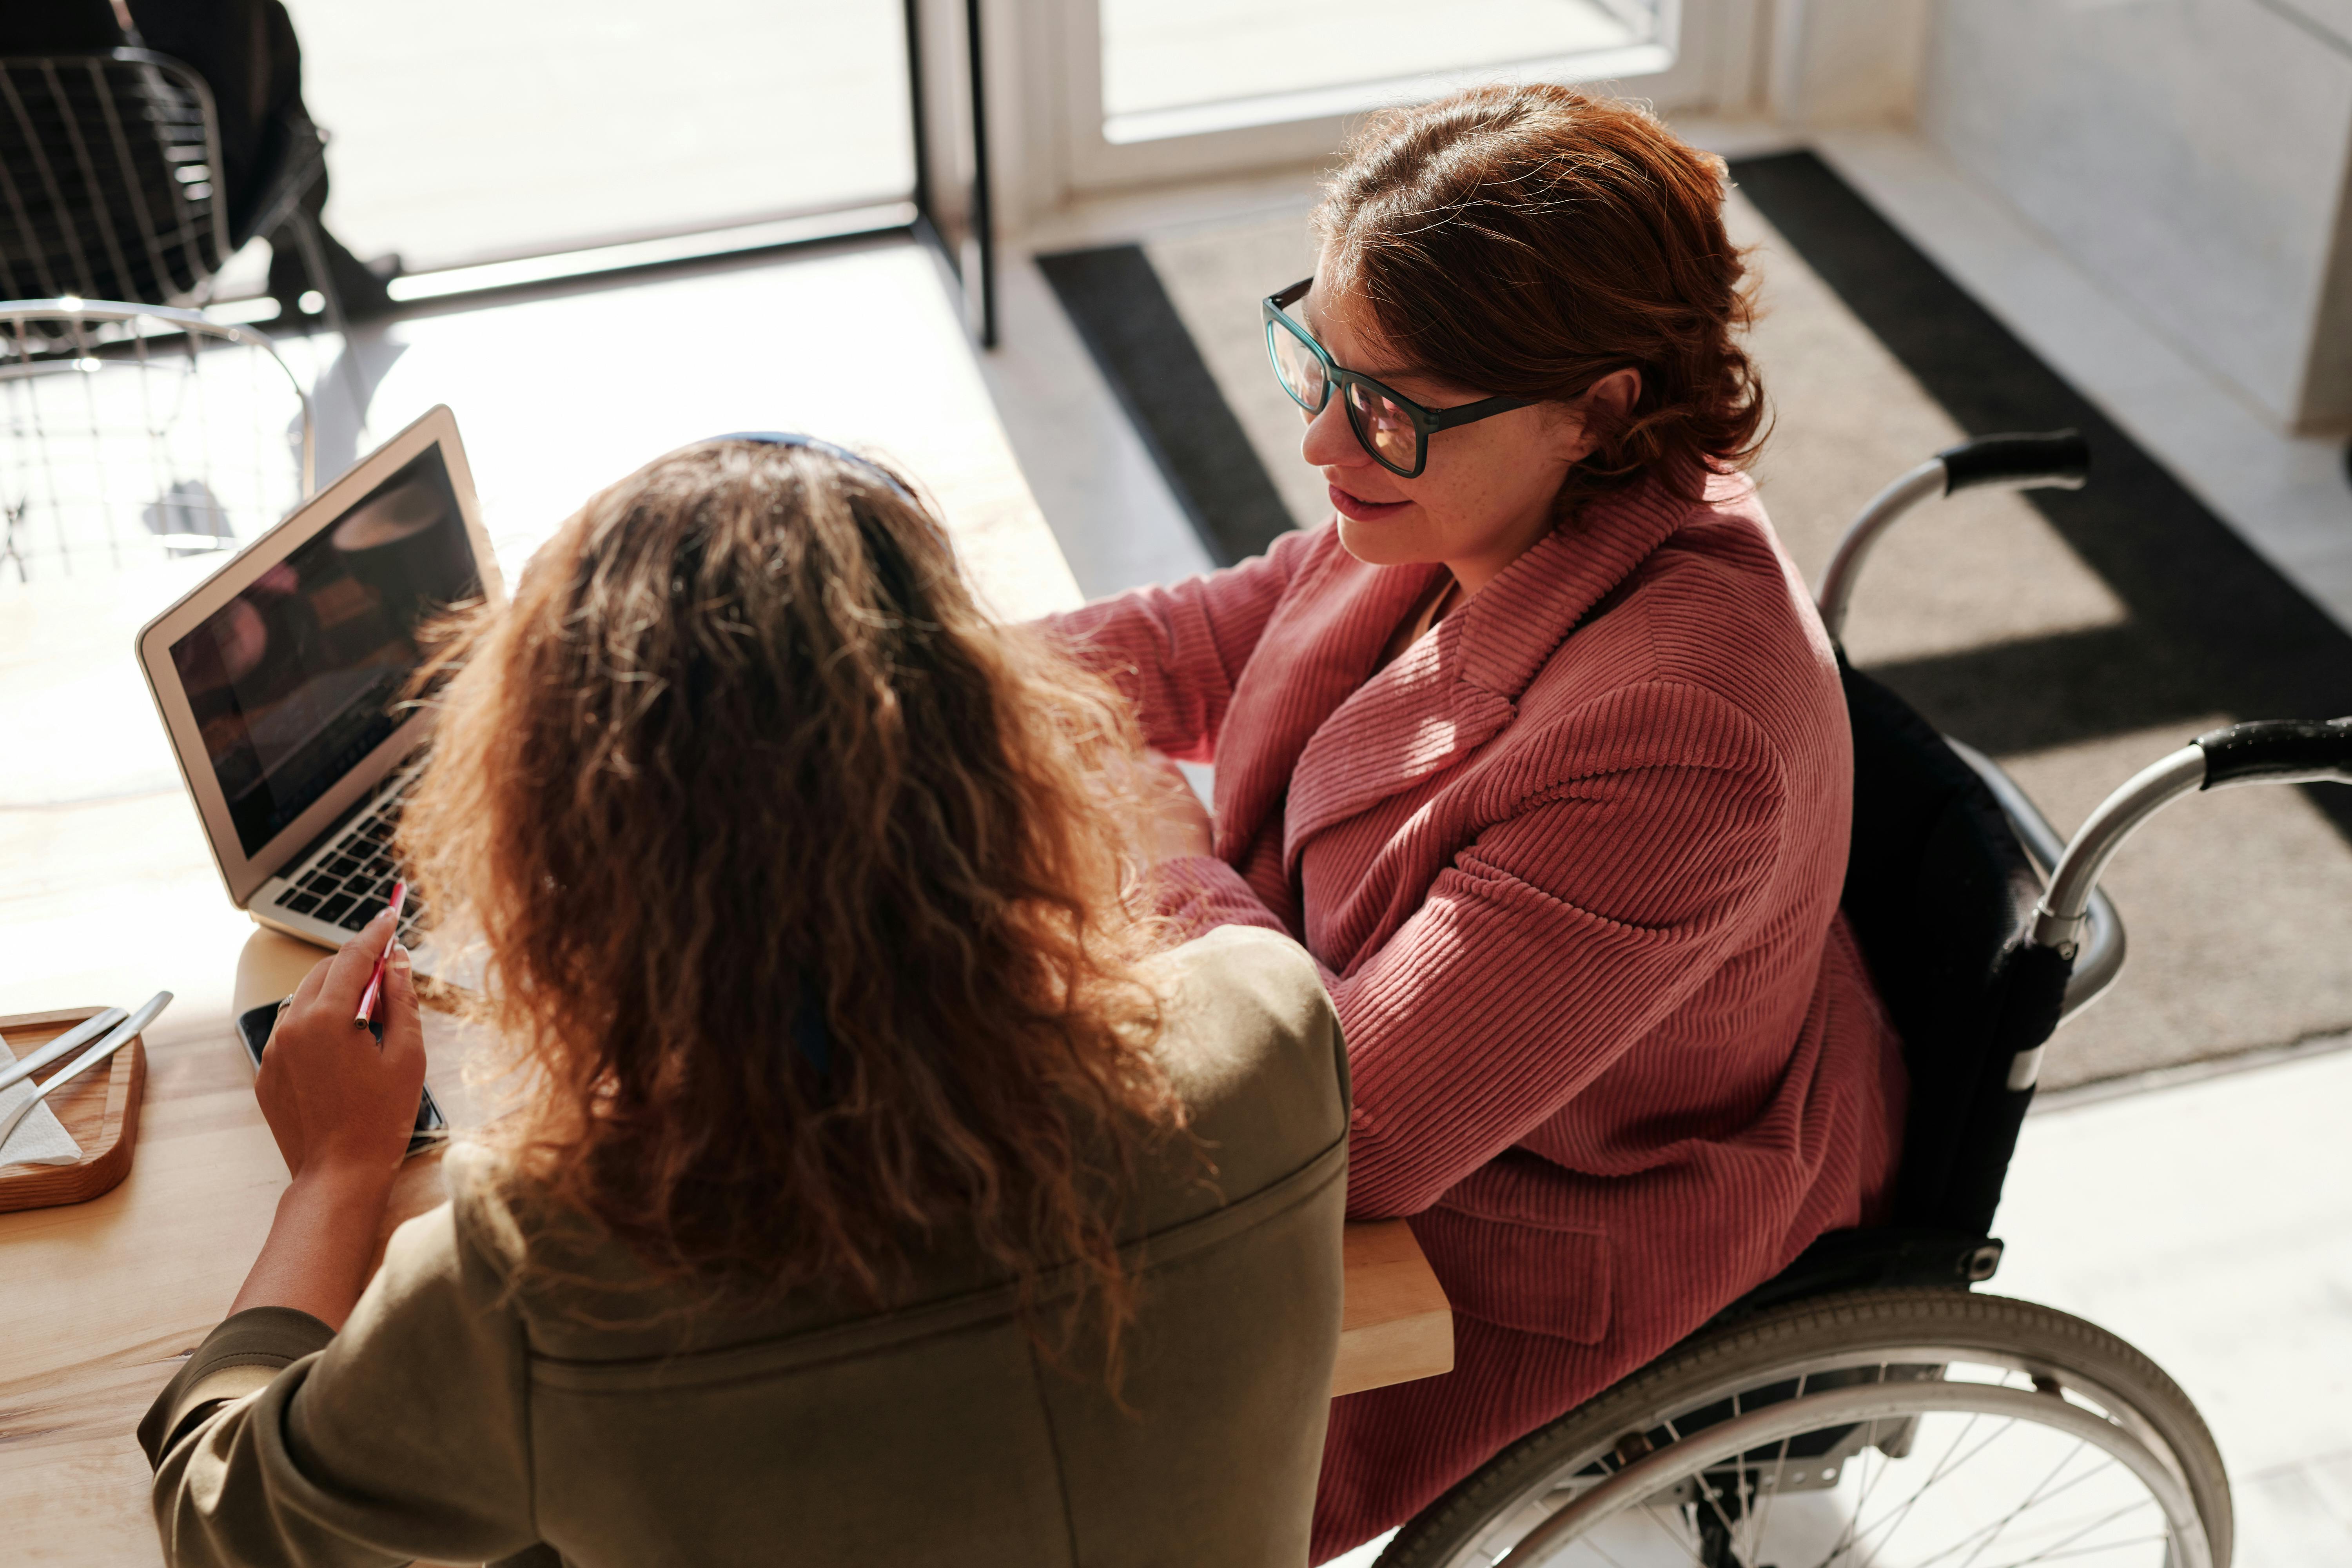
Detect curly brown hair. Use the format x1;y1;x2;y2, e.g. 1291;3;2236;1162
1316;83;1766;514
397;439;1180;1351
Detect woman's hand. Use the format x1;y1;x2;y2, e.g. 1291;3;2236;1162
230;909;428;1329
256;909;427;1185
1136;749;1214;862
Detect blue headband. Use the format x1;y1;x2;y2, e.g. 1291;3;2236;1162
708;430;914;501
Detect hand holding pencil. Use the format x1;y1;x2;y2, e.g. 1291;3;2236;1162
355;881;407;1029
253;897;426;1184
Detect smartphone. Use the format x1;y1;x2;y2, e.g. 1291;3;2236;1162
235;999;448;1157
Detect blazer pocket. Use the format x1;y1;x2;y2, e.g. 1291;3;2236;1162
1415;1206;1613;1345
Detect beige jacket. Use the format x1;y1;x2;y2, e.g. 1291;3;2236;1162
139;927;1349;1568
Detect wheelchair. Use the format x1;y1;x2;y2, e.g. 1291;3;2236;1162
1373;433;2352;1568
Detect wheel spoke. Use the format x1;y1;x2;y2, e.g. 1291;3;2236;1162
1822;1415;1940;1567
1744;1370;1809;1567
1900;1455;2134;1568
1945;1438;2102;1568
1693;1466;1750;1559
1634;1496;1710;1568
1832;1414;2029;1567
1952;1438;2088;1568
1989;1531;2169;1567
1817;1428;1882;1566
1978;1496;2165;1568
1444;1300;2218;1568
1569;1526;1641;1568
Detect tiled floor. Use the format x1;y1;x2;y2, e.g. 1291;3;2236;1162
1995;1045;2352;1565
1812;128;2352;639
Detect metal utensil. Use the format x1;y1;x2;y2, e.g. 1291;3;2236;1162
0;1007;129;1095
0;992;171;1157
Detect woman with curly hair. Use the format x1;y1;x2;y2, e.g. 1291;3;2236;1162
138;437;1351;1567
1053;86;1908;1559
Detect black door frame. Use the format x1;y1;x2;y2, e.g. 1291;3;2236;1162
905;0;996;348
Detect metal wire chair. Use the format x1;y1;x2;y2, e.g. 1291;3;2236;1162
0;298;313;584
0;49;232;311
1;40;347;342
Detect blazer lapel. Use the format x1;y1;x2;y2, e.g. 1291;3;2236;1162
1209;546;1441;863
1281;610;1511;868
1281;477;1695;870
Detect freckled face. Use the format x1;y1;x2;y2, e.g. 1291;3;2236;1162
1298;259;1598;591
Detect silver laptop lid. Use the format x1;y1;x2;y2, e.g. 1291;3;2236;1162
136;406;503;909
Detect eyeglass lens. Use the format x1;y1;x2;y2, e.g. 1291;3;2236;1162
1269;321;1328;411
1345;383;1419;472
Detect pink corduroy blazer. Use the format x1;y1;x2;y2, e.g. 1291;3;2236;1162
1051;470;1908;1561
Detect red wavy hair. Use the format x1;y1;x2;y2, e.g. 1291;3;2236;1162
1316;83;1766;514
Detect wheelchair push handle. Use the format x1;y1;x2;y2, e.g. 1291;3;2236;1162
2196;717;2352;788
1936;430;2090;495
1816;430;2089;641
2034;716;2352;948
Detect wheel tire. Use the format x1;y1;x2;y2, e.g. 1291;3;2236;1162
1374;1288;2233;1568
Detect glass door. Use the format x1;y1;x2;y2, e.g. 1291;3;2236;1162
1050;0;1748;194
286;0;918;272
278;0;995;342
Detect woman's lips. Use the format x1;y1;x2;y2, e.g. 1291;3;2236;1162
1329;484;1410;523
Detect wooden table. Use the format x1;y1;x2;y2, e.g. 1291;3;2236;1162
0;260;1447;1563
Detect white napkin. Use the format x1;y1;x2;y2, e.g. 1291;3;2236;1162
0;1030;87;1167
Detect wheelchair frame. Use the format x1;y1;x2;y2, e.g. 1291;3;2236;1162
1371;432;2352;1568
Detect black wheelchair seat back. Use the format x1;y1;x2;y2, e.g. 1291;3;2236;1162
1726;661;2074;1316
1839;659;2072;1234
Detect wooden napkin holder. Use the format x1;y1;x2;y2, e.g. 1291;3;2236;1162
0;1007;148;1212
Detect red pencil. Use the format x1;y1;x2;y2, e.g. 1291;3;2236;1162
354;881;408;1027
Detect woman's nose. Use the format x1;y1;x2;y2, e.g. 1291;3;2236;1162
1301;396;1368;471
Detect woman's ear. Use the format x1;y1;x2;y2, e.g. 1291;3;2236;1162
1559;367;1644;463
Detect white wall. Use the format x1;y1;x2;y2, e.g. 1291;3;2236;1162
1768;0;1934;126
1922;0;2352;434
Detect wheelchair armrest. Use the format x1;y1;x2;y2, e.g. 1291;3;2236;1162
1943;738;2125;1024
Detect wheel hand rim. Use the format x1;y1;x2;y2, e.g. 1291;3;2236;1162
1494;1382;2209;1568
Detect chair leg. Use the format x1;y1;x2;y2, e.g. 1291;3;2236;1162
2;499;29;583
283;210;374;430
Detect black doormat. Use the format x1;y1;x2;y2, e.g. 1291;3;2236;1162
1729;151;2352;840
1036;244;1295;565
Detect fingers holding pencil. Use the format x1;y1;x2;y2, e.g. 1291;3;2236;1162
256;895;429;1183
354;882;408;1028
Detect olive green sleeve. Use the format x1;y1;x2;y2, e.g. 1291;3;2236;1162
141;1198;540;1567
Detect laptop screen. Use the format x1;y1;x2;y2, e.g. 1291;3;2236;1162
169;446;482;857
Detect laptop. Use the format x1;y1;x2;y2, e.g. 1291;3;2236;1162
136;406;504;966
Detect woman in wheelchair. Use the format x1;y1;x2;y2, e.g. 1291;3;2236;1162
1051;85;1909;1561
138;438;1353;1566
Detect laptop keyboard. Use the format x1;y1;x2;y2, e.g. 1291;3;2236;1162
270;785;426;942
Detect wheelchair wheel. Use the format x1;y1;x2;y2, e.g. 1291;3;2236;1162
1375;1288;2231;1568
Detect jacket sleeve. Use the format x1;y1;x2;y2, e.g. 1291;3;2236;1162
140;1199;539;1568
1044;527;1320;762
1147;682;1791;1218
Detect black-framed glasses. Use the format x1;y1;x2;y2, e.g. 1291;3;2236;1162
1261;278;1532;479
